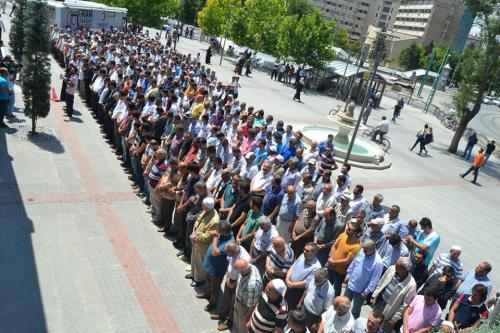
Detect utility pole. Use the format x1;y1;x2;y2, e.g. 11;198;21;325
423;46;450;113
344;28;395;165
417;50;436;97
343;43;369;111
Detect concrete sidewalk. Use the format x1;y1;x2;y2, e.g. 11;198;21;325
0;13;499;333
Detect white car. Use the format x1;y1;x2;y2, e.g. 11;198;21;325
483;96;493;104
493;98;500;107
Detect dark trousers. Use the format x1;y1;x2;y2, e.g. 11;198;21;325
160;198;176;232
462;166;479;182
65;93;75;116
203;273;224;306
303;307;322;332
293;90;301;101
113;121;122;154
329;270;346;297
372;130;385;143
271;69;278;80
220;282;237;324
410;137;424;151
0;99;8;125
285;287;304;310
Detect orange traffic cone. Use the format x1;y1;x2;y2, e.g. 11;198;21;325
51;87;59;102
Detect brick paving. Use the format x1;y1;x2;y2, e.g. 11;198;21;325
1;12;499;333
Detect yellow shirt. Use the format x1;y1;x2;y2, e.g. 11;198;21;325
191;103;204;117
331;232;361;274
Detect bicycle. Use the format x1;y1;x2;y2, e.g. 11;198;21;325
361;127;391;152
328;104;343;116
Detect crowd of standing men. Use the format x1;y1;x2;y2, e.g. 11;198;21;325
49;25;498;333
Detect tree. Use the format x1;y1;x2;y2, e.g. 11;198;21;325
180;0;205;26
277;10;335;68
332;26;350;51
96;0;180;28
287;0;315;17
245;0;286;55
226;5;250;47
197;0;239;37
423;40;434;56
399;43;424;70
448;0;499;153
8;0;27;63
21;0;51;134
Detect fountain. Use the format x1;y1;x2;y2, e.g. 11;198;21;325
301;109;388;167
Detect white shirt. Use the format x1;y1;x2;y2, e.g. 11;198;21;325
240;163;259;180
321;307;355;333
111;99;126;120
378;120;389;133
316;191;335;217
251;171;272;192
206;168;222;191
350;195;367;215
253;226;279;252
351;317;383;333
227;247;251;281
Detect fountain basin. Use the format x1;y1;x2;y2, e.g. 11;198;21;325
301;125;385;164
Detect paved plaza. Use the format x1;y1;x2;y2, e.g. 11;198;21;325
1;17;499;333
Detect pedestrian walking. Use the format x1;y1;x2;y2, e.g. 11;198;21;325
189;27;194;39
483;140;496;166
421;127;434;155
293;77;304;102
409;124;428;153
362;99;373;125
8;0;16;17
460;148;485;184
390;98;404;123
205;46;212;65
462;132;478;160
271;59;279;80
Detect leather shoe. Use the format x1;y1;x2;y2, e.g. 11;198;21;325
185;273;193;280
196;292;208;299
205;304;215;312
191;281;204;287
210;313;221;320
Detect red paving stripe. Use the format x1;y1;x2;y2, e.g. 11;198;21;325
51;102;180;333
0;192;137;205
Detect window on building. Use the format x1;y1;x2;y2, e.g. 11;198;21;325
383;6;390;13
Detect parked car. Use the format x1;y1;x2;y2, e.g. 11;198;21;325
483;96;493;104
493;98;500;107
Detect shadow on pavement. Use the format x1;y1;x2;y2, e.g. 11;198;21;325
432;142;500;180
0;129;47;332
27;131;65;155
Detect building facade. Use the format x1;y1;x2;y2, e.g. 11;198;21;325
312;0;400;40
390;0;474;51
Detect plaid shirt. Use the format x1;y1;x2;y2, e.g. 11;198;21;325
236;265;263;308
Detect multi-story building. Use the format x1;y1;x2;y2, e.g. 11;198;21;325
312;0;400;40
391;0;474;51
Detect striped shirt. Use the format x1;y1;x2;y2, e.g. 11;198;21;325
455;271;493;298
265;245;295;280
236;265;263;308
249;294;288;333
431;253;464;280
148;159;167;187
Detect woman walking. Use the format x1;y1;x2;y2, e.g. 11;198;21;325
293;77;304;102
420;127;434;155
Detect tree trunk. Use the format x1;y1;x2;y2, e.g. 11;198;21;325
448;111;474;153
448;49;499;153
31;115;37;134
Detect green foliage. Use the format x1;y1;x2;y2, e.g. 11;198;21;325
197;0;239;37
96;0;180;28
286;0;315;17
244;0;286;54
8;0;27;63
226;6;250;47
180;0;205;25
399;43;424;70
332;26;350;51
21;0;51;133
423;40;434;56
277;10;335;68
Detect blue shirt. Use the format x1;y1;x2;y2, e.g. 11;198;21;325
416;230;440;266
360;229;385;252
0;76;9;101
318;140;334;156
204;234;234;278
382;217;407;238
455;271;493;298
378;242;409;268
254;147;268;164
303;279;335;316
280;144;296;162
262;186;284;217
278;194;303;222
347;251;384;294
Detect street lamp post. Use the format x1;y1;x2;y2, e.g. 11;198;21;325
343;28;396;165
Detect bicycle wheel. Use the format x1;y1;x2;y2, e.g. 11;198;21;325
329;107;339;116
380;138;391;152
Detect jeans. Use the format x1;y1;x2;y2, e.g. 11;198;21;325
462;166;479;183
131;156;144;191
344;288;365;319
328;270;346;297
463;143;475;160
6;92;14;116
